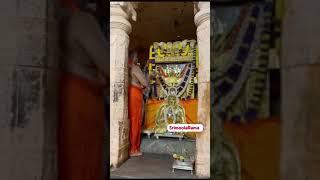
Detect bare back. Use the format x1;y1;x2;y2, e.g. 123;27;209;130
63;11;108;84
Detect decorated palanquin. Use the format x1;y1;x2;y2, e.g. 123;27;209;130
143;40;198;139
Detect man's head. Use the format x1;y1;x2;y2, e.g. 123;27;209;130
74;0;90;10
129;51;138;64
59;0;90;12
59;0;80;11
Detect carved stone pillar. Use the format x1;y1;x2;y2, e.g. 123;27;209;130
0;0;58;179
194;1;211;178
110;2;136;168
281;0;320;179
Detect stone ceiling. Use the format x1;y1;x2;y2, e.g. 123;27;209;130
129;2;197;52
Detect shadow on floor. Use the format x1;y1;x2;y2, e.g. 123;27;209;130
110;153;199;179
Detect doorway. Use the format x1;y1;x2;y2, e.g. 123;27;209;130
111;2;200;179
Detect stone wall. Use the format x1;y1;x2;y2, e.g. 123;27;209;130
281;0;320;179
0;0;58;179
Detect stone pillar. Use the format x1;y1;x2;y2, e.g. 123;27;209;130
110;2;136;168
281;0;320;180
0;0;58;179
194;1;211;178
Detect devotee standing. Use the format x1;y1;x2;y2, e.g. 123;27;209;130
58;0;107;179
128;51;149;157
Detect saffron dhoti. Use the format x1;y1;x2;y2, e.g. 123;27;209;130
128;84;143;154
58;73;105;180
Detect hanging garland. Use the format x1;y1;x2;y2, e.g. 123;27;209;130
149;40;198;99
213;2;273;123
156;63;194;98
215;5;250;56
186;47;197;98
243;2;273;122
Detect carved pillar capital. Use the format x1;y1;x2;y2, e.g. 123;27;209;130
110;2;137;34
194;2;210;27
194;1;210;83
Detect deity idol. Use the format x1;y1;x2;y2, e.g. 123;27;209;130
154;88;186;134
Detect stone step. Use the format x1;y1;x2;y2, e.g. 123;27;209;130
140;134;196;158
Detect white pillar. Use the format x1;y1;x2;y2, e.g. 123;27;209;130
194;1;211;178
110;2;136;168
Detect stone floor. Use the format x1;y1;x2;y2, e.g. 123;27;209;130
110;153;199;179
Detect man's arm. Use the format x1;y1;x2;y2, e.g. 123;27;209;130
73;12;108;76
132;65;148;88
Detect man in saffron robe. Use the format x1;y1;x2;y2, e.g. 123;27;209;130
58;0;107;179
128;51;149;157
